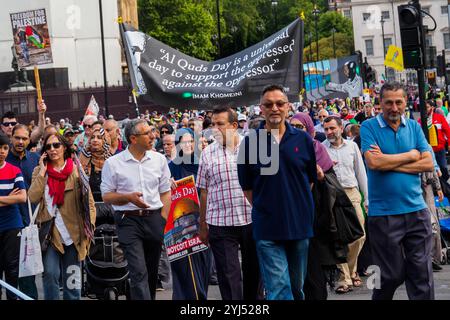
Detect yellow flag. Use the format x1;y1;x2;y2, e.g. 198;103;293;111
384;45;404;71
300;11;305;20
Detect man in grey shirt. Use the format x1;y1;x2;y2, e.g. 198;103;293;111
323;116;368;294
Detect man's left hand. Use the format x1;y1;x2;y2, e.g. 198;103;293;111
37;100;47;113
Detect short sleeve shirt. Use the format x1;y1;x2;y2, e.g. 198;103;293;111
361;114;429;216
0;162;26;232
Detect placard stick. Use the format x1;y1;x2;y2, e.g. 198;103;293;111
34;65;42;104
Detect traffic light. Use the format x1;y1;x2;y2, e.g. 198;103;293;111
398;2;424;68
437;55;446;77
366;66;376;83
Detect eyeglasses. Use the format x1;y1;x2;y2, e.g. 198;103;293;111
161;130;170;134
84;124;93;129
134;128;156;136
261;101;288;109
318;115;327;119
2;122;17;127
44;142;62;151
292;124;305;129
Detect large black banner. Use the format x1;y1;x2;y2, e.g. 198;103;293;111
120;19;303;108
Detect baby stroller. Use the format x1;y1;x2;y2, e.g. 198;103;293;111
435;197;450;265
82;202;130;300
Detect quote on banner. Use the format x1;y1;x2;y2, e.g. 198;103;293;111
121;18;303;107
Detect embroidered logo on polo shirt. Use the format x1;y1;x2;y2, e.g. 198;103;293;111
294;147;299;153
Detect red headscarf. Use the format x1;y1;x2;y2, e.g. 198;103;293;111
47;158;74;206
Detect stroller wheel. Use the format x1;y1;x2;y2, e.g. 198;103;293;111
125;279;131;300
104;288;118;300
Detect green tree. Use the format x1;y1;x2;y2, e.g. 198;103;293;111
138;0;217;60
303;32;355;61
318;11;353;39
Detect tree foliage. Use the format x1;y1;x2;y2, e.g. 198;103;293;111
303;32;354;61
137;0;354;61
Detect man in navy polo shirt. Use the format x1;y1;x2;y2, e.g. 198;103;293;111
238;84;317;300
361;82;434;300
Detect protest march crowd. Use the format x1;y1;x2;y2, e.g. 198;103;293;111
0;82;448;300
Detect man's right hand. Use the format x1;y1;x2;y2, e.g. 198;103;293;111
199;221;209;246
127;192;150;208
408;149;421;162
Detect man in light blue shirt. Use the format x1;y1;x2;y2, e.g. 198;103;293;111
361;82;434;300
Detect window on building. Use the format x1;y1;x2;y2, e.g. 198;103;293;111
363;13;371;22
381;11;390;20
442;6;448;15
343;9;351;20
444;33;450;50
365;39;374;56
384;38;393;55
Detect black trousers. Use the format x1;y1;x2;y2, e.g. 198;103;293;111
368;209;434;300
114;212;165;300
208;224;264;300
0;228;21;300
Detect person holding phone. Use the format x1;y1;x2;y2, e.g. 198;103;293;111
28;133;96;300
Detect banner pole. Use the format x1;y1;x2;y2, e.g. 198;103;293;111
34;65;42;104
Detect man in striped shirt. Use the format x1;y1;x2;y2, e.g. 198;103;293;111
197;106;263;300
0;134;27;300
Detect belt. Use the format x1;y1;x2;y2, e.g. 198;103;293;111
116;209;159;217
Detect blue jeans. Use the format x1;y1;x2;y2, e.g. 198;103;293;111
43;244;81;300
256;239;309;300
434;149;449;182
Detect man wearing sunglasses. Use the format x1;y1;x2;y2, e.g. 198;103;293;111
1;112;17;139
74;115;98;151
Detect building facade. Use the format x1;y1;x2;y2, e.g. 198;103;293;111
0;0;151;122
330;0;450;86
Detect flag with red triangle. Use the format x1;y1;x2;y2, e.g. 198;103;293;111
84;95;99;117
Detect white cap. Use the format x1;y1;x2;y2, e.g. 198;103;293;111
238;114;247;122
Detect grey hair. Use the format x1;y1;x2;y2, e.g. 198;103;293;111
379;82;407;101
125;119;147;144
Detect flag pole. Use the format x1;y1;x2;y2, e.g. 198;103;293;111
34;65;42;104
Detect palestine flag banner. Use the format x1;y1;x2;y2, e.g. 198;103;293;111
120;18;303;108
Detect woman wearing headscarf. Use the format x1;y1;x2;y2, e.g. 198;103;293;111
28;133;96;300
168;128;211;300
290;112;338;300
78;128;114;228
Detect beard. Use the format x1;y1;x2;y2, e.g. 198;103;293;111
388;113;401;121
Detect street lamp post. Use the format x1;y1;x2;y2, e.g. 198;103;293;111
380;16;388;80
272;1;278;31
98;0;109;117
312;5;320;61
215;0;222;58
331;27;336;58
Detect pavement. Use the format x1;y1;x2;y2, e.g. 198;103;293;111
2;263;450;300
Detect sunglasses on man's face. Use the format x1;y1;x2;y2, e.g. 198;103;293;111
161;130;170;134
84;124;93;129
2;122;17;127
44;142;62;151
